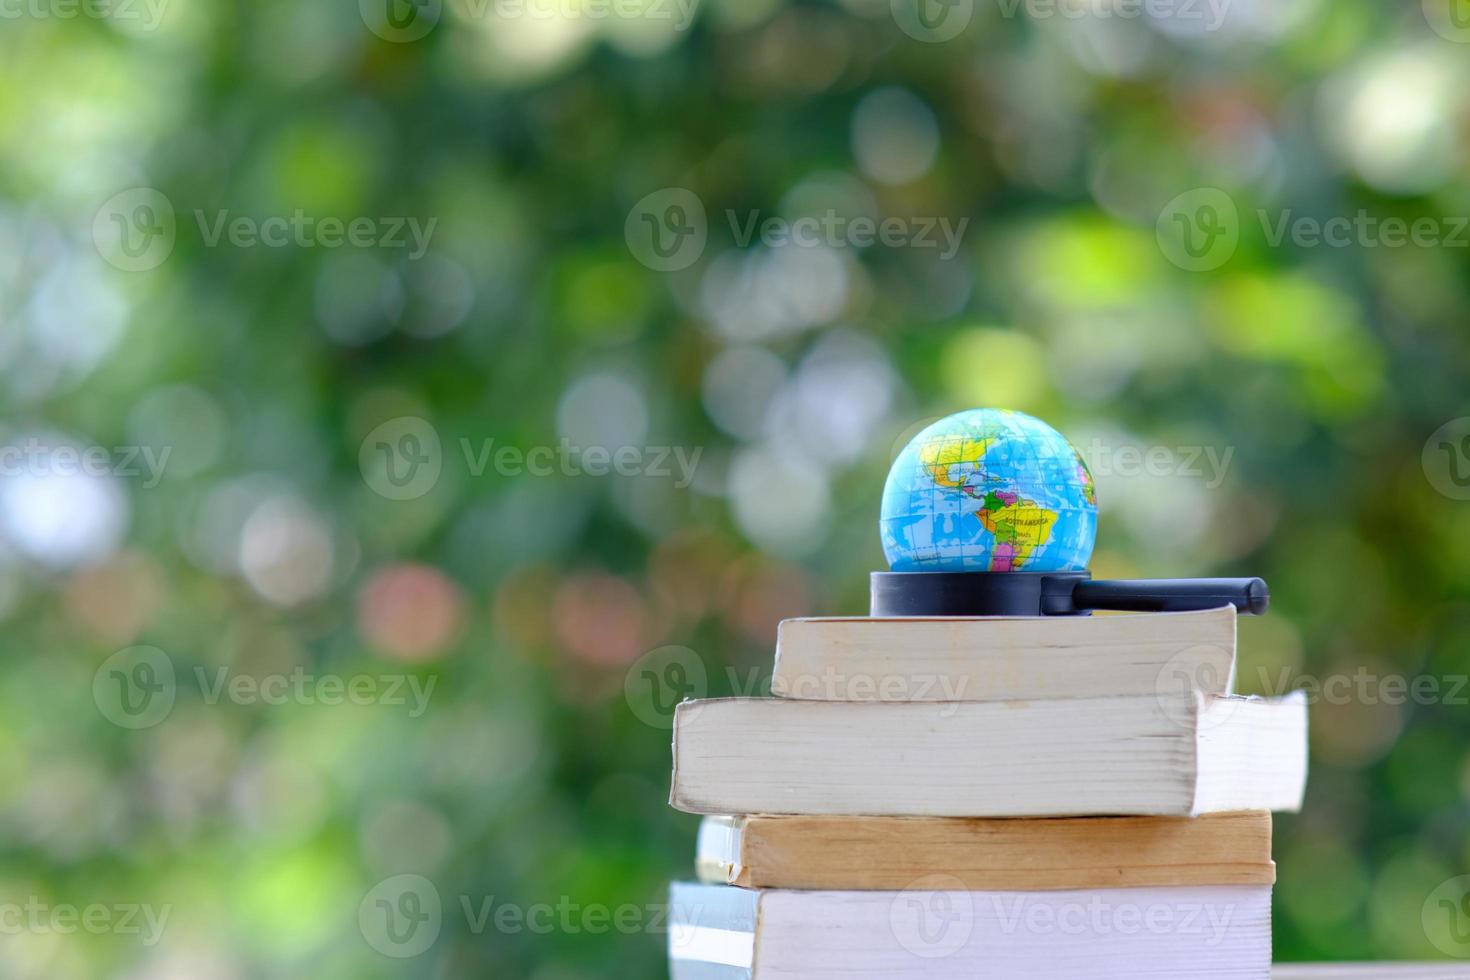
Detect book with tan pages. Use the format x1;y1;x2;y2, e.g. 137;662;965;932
696;811;1275;891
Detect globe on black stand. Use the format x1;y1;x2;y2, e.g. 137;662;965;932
876;409;1268;619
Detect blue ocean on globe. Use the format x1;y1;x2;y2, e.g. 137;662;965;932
881;409;1098;573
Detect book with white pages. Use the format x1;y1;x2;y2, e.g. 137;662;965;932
670;692;1307;818
668;881;1272;980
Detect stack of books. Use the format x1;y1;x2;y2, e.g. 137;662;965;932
665;606;1309;979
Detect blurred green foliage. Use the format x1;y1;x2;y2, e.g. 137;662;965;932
2;0;1470;976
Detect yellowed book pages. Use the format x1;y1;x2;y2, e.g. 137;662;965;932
696;811;1275;890
772;605;1237;703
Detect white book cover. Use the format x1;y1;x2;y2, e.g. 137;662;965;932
669;881;1272;979
671;692;1307;818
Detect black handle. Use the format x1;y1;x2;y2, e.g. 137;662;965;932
1072;577;1269;615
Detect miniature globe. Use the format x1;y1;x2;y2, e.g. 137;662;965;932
881;409;1097;573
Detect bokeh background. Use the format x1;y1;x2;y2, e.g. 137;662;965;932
3;0;1470;975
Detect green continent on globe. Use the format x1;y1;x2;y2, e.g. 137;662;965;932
973;489;1059;572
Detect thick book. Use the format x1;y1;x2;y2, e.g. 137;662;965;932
696;811;1275;891
668;881;1271;979
772;606;1237;703
670;693;1307;818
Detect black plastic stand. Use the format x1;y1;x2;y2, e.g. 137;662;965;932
870;571;1269;617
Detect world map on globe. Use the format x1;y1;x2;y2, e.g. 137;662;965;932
881;409;1098;573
